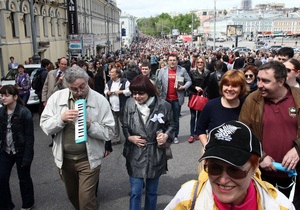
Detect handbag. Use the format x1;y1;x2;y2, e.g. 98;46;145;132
188;92;209;111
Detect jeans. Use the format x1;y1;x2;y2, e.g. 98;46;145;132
0;151;34;210
189;108;201;136
19;93;30;105
112;111;124;143
129;176;160;210
167;100;180;137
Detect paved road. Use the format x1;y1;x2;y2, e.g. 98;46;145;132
207;38;299;50
10;99;201;210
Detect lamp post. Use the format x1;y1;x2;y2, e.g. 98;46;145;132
104;0;112;54
191;13;194;44
213;0;216;51
29;0;40;63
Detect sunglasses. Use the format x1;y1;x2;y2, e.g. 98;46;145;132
132;91;146;96
245;74;254;78
204;162;251;179
286;68;298;73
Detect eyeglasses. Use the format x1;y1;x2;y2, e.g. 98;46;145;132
286;68;298;73
204;162;251;179
132;91;146;96
69;83;87;94
245;74;254;78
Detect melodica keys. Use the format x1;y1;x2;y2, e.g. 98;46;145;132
75;99;87;143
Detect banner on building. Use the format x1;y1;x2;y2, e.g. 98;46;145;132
67;0;78;34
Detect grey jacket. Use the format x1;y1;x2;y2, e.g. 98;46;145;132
156;65;192;105
122;96;176;178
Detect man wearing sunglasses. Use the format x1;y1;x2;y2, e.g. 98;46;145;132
166;121;294;209
239;61;300;209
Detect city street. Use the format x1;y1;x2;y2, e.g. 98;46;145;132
9;100;201;210
206;38;298;50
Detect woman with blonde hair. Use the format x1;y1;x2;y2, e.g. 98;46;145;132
187;56;210;143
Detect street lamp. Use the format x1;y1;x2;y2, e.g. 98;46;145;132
29;0;40;63
105;0;113;53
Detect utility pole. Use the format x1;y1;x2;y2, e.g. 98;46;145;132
213;0;216;51
191;13;194;45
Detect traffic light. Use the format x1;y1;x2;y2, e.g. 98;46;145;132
122;28;126;36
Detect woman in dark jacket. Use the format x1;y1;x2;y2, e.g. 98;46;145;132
243;64;258;93
123;75;176;210
0;84;35;210
187;56;210;143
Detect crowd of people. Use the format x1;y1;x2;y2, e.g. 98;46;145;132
1;32;300;210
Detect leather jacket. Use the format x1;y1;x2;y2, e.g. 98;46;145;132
0;103;34;165
122;96;176;178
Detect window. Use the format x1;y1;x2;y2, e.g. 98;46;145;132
10;12;16;37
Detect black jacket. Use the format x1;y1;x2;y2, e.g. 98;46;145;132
0;103;34;165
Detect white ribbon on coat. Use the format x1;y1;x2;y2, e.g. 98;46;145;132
150;113;165;123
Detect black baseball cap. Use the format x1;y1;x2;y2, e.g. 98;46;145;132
199;120;262;167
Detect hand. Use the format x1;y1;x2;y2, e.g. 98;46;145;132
156;133;168;146
61;109;79;123
107;91;114;96
114;90;123;95
195;86;202;92
86;117;91;129
104;151;110;157
177;85;185;91
128;135;147;147
282;147;299;170
260;155;276;171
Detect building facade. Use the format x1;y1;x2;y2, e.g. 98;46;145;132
120;12;136;48
0;0;68;76
0;0;121;77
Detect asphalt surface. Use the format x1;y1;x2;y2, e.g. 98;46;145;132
10;99;202;210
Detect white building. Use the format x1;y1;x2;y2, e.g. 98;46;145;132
120;12;137;48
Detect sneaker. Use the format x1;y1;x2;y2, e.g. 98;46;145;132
21;205;34;210
173;137;179;144
188;136;194;143
194;135;199;140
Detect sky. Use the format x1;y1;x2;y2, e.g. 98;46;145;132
117;0;300;18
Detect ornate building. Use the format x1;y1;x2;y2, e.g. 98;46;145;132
0;0;121;77
0;0;68;76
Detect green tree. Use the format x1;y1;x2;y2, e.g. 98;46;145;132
137;12;200;38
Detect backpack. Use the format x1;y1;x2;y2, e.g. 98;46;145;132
32;69;46;95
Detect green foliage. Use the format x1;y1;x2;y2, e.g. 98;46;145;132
137;12;200;38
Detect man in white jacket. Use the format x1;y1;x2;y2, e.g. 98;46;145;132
40;66;115;210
